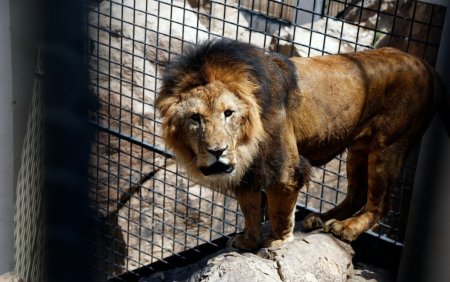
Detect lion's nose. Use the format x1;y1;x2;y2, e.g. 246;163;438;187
206;147;227;159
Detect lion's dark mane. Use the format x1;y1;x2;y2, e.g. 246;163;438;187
160;39;298;114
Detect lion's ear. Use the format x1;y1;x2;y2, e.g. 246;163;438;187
155;94;179;118
244;110;265;144
155;94;183;147
239;95;265;145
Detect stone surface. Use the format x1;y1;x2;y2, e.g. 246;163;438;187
143;232;355;282
348;263;394;282
0;273;25;282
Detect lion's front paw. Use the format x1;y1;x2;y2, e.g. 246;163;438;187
302;213;324;230
323;219;359;242
264;235;294;248
227;234;262;251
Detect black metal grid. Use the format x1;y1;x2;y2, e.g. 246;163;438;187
86;0;446;280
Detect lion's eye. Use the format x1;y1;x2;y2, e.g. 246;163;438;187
189;113;201;123
224;110;234;118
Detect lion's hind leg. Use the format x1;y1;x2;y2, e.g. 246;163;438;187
303;139;370;231
324;139;409;241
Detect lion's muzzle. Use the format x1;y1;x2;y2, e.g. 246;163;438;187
200;162;235;176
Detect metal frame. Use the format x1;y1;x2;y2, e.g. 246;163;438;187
86;1;447;280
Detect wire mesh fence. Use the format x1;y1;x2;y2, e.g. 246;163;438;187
86;0;446;279
14;48;46;282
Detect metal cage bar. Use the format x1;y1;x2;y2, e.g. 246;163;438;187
86;0;446;279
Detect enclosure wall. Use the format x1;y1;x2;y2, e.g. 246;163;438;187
0;0;14;273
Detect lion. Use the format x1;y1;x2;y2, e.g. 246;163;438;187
155;39;443;250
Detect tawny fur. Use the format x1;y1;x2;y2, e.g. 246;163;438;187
156;39;441;249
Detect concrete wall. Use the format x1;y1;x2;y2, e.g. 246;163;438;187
296;0;324;25
0;0;15;274
0;0;38;274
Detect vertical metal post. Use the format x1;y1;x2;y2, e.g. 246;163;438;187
43;0;93;281
398;1;450;281
0;0;15;274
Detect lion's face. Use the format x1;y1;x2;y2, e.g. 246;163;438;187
157;80;265;189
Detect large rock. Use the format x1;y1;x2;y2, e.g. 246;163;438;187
144;232;355;282
0;273;24;282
